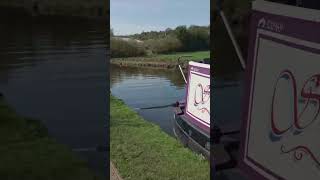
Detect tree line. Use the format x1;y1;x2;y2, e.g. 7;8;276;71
110;25;209;58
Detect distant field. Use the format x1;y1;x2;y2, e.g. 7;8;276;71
153;51;210;61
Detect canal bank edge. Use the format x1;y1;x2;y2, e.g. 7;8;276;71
110;51;210;70
110;58;188;70
110;95;209;180
0;96;100;180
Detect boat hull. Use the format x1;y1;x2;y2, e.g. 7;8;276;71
173;108;210;159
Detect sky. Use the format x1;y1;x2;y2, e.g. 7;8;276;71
110;0;210;36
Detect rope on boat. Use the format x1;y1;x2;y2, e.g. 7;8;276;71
177;56;192;84
179;64;187;83
216;0;246;70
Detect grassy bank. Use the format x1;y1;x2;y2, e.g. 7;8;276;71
110;51;210;69
153;51;209;61
110;95;209;180
0;97;99;180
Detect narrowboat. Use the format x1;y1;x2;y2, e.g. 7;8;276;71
173;60;210;159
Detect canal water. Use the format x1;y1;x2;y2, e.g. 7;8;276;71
213;74;244;132
110;65;186;136
0;18;108;178
214;73;246;180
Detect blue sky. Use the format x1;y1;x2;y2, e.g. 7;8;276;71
111;0;210;35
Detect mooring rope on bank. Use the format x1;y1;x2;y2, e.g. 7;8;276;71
134;103;176;110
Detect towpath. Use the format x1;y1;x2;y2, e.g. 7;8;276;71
110;162;123;180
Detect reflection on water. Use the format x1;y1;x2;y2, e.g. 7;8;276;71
213;75;247;180
110;65;186;136
213;75;244;132
0;18;107;177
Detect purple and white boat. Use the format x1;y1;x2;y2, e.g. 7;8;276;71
173;60;210;159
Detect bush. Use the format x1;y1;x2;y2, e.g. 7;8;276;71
130;25;210;52
110;38;147;58
145;36;182;54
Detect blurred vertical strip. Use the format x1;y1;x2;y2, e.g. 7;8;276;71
106;0;111;179
0;0;108;18
210;1;214;179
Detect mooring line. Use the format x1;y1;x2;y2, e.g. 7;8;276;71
135;103;176;110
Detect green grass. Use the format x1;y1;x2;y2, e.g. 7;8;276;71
0;97;100;180
150;51;210;61
110;95;209;180
112;51;210;62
